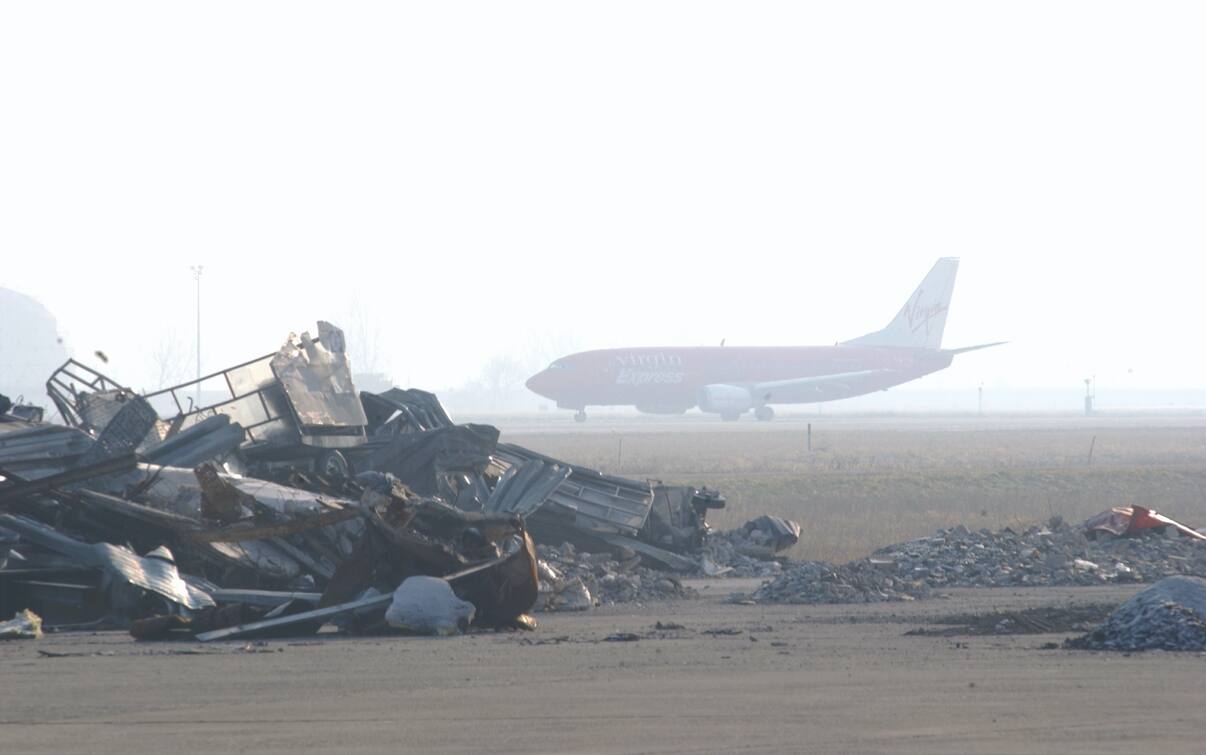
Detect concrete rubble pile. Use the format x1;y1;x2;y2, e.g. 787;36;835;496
0;321;797;640
1066;576;1206;651
750;514;1205;605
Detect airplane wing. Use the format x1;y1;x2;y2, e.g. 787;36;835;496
750;370;894;401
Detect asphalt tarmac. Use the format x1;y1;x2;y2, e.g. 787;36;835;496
3;582;1201;754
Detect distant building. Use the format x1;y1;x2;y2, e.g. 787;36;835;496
0;288;69;406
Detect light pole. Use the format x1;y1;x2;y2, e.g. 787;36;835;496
190;265;203;407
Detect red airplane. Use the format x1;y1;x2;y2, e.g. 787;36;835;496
525;258;1003;421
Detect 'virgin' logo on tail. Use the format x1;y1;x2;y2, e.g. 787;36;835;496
902;290;948;332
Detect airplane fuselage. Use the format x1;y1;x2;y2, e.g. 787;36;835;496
525;345;954;414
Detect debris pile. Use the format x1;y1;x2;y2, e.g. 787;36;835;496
700;515;801;578
871;518;1205;588
749;515;1204;605
1067;576;1206;651
0;322;758;640
536;543;691;610
748;560;928;604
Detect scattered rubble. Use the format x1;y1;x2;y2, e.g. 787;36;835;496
1066;576;1206;651
905;604;1114;636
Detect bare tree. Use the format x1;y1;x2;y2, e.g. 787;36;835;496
344;298;386;376
524;331;583;375
480;354;526;410
150;332;191;389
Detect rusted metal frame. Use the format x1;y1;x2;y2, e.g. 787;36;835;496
141;351;276;404
183;507;362;543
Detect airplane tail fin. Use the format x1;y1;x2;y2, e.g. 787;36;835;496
844;257;959;350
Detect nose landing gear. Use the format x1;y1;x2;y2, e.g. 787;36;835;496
574;410;587;423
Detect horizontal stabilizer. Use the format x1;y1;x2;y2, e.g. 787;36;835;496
945;341;1007;355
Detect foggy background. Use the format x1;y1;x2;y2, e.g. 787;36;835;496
2;2;1203;414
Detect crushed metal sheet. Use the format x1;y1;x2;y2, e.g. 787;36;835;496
141;415;246;468
0;453;137;509
0;423;96;480
0;514;215;611
362;388;454;435
1083;505;1206;541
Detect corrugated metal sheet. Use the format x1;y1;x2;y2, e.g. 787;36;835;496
492;443;652;536
0;514;214;610
0;423;94;480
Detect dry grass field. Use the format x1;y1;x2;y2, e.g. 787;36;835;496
505;419;1206;562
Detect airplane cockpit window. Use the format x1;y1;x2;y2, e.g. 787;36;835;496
548;361;570;370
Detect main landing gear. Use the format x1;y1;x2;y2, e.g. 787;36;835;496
574;410;587;423
755;406;775;422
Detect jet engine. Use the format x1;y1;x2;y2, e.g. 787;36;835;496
697;384;753;416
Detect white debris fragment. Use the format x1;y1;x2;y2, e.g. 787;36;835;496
384;576;475;636
0;609;43;640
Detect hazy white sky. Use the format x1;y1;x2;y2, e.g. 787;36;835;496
2;2;1203;395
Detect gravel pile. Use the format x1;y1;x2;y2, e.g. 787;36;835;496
749;517;1205;605
1066;576;1206;651
535;543;691;611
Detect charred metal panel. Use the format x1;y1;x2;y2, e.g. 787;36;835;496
270;322;367;449
77;394;159;467
362;388;455;435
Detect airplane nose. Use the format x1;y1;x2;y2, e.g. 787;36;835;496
525;369;553;398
